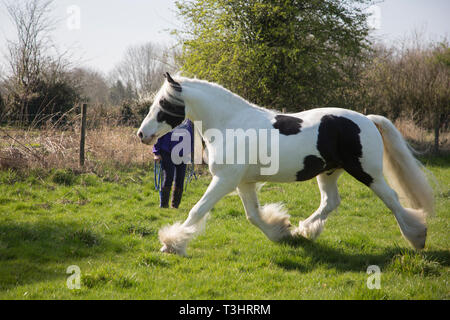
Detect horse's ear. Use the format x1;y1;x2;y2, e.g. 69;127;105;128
164;72;182;92
165;72;176;84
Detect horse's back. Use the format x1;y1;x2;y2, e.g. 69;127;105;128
246;107;383;184
293;107;372;125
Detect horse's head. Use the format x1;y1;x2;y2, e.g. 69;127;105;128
137;72;186;145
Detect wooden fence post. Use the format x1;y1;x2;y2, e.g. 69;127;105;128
79;103;87;167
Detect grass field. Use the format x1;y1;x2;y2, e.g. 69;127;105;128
0;156;448;300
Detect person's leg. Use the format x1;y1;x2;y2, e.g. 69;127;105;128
159;151;175;208
171;163;187;208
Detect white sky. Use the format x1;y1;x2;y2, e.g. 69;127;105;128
0;0;449;75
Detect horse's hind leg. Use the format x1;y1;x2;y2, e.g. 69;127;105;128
293;169;343;240
345;156;427;249
369;177;427;249
237;182;292;241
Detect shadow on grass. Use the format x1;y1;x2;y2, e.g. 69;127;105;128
0;221;120;291
278;237;450;273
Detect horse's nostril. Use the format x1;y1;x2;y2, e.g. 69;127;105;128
138;131;143;139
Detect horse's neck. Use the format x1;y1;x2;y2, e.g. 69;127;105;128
183;83;249;133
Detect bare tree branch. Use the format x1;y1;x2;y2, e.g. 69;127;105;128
110;42;178;98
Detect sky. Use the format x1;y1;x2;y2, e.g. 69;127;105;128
0;0;449;75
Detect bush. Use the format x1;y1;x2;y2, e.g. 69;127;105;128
4;71;81;127
0;91;5;121
119;99;151;127
51;169;77;186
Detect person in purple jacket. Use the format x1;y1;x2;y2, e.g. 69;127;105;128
153;119;194;208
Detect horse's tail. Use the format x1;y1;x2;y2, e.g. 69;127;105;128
367;115;434;219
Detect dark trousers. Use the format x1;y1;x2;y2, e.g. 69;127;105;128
160;150;186;190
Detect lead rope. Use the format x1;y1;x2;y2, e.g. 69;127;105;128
154;162;162;191
184;163;198;191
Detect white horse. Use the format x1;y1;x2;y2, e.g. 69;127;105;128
137;73;434;256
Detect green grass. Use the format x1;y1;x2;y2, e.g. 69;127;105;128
0;158;448;300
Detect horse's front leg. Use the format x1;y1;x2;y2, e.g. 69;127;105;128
159;174;240;256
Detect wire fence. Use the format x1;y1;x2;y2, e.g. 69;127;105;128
0;110;139;130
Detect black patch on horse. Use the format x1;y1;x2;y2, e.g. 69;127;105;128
272;115;303;136
315;115;373;186
296;155;326;181
156;98;185;128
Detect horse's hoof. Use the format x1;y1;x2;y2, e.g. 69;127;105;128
292;221;309;239
160;245;171;253
160;244;186;256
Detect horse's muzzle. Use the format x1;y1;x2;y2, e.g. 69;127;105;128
137;131;156;145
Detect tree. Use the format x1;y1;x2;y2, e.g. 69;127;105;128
110;42;176;99
175;0;373;110
429;43;450;153
3;0;80;125
4;0;55;92
360;40;449;153
71;68;110;105
0;91;4;122
109;80;127;106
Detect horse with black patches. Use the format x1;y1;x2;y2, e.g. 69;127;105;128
137;73;434;256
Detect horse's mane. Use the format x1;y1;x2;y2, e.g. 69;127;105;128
175;76;274;113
